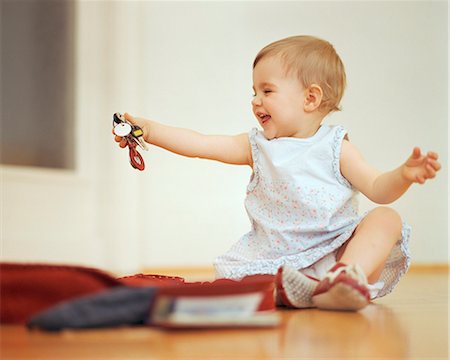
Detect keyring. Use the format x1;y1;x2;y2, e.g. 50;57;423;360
113;112;147;171
114;122;132;137
129;142;145;171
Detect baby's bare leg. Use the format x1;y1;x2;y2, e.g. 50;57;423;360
336;207;402;283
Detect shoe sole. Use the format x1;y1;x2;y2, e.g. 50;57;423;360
312;282;369;311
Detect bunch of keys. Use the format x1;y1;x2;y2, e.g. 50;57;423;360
113;113;148;171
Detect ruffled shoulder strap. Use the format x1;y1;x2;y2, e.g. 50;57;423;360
247;128;261;192
331;125;353;188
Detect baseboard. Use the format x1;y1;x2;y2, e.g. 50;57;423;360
408;263;449;273
142;263;450;277
140;266;215;280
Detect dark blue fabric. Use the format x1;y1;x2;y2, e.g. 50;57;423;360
27;286;157;331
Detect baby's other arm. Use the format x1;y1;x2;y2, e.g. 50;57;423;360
340;140;441;204
114;113;252;166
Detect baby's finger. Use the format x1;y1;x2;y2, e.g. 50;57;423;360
119;138;128;148
427;159;441;172
411;147;422;159
425;165;436;179
427;151;439;160
416;175;425;184
124;112;135;124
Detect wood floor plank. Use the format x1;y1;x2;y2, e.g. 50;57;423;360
1;271;448;359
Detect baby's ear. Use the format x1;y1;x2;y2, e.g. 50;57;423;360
304;84;323;112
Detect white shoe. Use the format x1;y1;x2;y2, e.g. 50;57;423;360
276;266;319;308
312;263;370;311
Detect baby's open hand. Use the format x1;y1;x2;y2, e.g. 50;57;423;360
402;147;441;184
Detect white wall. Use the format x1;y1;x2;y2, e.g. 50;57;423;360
1;1;448;275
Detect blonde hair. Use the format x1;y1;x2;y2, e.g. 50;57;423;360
253;35;346;113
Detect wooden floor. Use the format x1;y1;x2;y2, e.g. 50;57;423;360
1;270;448;359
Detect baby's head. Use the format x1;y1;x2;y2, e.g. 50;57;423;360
253;35;346;113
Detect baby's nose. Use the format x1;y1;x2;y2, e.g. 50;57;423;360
251;95;262;107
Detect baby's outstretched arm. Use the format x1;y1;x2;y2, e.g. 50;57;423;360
340;141;441;204
113;113;252;166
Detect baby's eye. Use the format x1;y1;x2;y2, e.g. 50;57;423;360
263;89;272;94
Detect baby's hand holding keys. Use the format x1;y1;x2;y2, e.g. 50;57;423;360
112;113;148;171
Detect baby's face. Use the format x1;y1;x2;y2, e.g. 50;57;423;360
252;56;307;139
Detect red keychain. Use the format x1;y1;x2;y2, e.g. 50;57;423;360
113;113;148;171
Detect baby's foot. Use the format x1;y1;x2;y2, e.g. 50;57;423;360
312;262;370;311
275;266;319;308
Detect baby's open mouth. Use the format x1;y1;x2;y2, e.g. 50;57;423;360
258;113;271;125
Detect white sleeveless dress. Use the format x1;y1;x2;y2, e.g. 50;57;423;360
214;125;411;299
